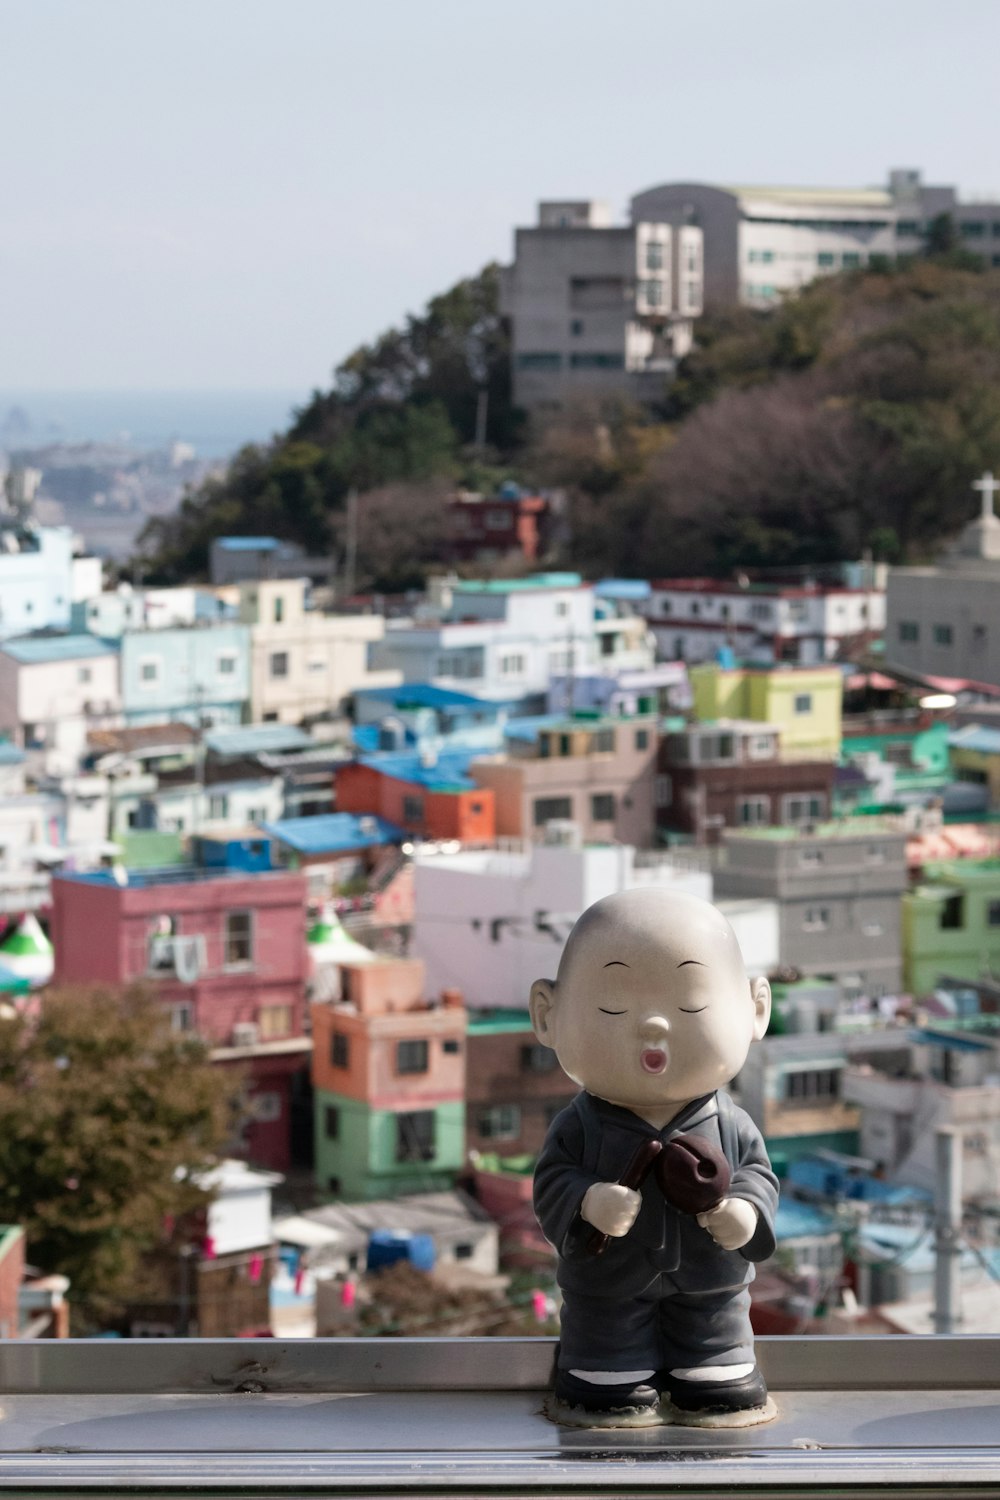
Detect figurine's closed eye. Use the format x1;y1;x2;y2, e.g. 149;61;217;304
598;1007;627;1015
678;1005;708;1014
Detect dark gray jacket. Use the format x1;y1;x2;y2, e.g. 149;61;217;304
534;1091;778;1300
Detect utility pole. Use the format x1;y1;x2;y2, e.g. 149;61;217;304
933;1125;962;1335
474;388;489;451
344;489;358;599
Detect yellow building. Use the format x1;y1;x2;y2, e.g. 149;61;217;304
948;725;1000;808
690;663;842;759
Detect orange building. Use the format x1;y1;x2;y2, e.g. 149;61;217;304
335;756;495;843
311;956;467;1200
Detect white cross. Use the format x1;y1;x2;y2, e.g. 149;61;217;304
972;471;1000;519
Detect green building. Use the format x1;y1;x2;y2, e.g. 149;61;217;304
903;858;1000;995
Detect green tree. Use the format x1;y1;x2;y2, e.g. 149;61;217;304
0;986;239;1323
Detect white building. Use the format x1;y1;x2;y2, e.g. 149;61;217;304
0;635;121;775
0;525;75;640
371;574;602;706
629;169;991;310
237;578;400;725
502;200;703;409
641;575;885;666
885;472;1000;690
412;836;778;1010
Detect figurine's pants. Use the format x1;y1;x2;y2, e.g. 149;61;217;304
557;1277;755;1375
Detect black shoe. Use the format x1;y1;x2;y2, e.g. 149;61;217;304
665;1366;769;1417
554;1370;660;1417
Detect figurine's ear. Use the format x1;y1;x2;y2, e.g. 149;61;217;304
750;976;771;1041
529;978;557;1045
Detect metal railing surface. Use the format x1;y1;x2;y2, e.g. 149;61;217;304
0;1336;997;1496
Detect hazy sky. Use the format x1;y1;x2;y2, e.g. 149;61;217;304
3;0;999;395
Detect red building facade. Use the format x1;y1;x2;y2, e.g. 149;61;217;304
51;867;310;1170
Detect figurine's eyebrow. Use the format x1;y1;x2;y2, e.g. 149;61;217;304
603;960;630;968
676;959;705;968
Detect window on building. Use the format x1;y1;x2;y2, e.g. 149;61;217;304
841;252;861;267
592;728;616;753
784;1067;841;1102
748;734;774;760
559;733;572;756
972;623;988;651
258;1004;291;1039
802;906;830;931
817;251;836;267
224;909;253;965
645;241;663;270
170;1002;194;1033
521;1043;558;1074
749;602;772;621
866;845;886;864
442;1038;461;1055
270;650;289;678
799;848;823;866
738;796;770;826
331;1031;350;1068
534;796;573;826
961;220;986;237
570;318;584;336
899;621;919;643
217;652;237;676
454;1242;474;1260
784;794;824;824
139;656;162;685
635;729;649;750
397;1039;429;1075
500;653;526;675
591;792;616;822
396;1110;436;1162
643;279;663;306
897;220;921;237
476;1104;521;1141
986;899;1000;927
555;600;569;617
655;774;672;808
251;1091;282;1124
324;1105;340;1140
793;693;813;715
940;894;964;929
208;793;229;820
716;733;735;759
516;352;561;370
570;352;625;369
78;665;92;685
402;794;425;824
274;595;284;623
933;624;953;646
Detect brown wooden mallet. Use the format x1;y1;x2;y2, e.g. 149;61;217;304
585;1137;664;1256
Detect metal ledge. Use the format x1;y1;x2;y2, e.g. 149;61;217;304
0;1337;997;1495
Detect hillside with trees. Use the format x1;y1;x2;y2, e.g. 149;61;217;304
134;246;1000;587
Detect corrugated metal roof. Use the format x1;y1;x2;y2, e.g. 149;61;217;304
261;813;407;853
355;683;501;711
356;749;479;790
1;634;118;664
205;724;312;756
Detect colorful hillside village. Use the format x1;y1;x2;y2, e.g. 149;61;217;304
4;518;1000;1338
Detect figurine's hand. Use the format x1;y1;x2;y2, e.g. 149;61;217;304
581;1182;642;1238
696;1197;758;1250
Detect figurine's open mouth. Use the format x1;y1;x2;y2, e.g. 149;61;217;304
641;1048;667;1074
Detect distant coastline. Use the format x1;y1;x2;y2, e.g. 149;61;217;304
0;389;305;462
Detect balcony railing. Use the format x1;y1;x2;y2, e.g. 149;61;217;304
0;1335;996;1493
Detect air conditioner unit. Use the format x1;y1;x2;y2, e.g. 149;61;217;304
542;819;582;849
231;1022;260;1047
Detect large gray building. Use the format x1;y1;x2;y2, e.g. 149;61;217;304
502;200;703;411
885;473;1000;691
505;170;1000;408
713;822;908;995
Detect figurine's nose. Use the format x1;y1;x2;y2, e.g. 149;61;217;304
639;1013;671;1042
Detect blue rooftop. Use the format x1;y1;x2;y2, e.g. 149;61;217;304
910;1026;995;1053
774;1200;838;1240
949;724;1000;756
354;684;502;713
205;724;313;757
215;537;280;551
356;749;479;790
594;578;652;600
1;634;118;665
261;813;407;854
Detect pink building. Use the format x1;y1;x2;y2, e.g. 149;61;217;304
51;866;310;1171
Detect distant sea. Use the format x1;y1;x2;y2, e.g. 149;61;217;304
0;389;307;461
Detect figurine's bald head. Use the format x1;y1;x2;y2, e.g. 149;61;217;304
530;888;770;1114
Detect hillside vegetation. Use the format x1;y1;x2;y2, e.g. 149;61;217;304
134;250;1000;587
